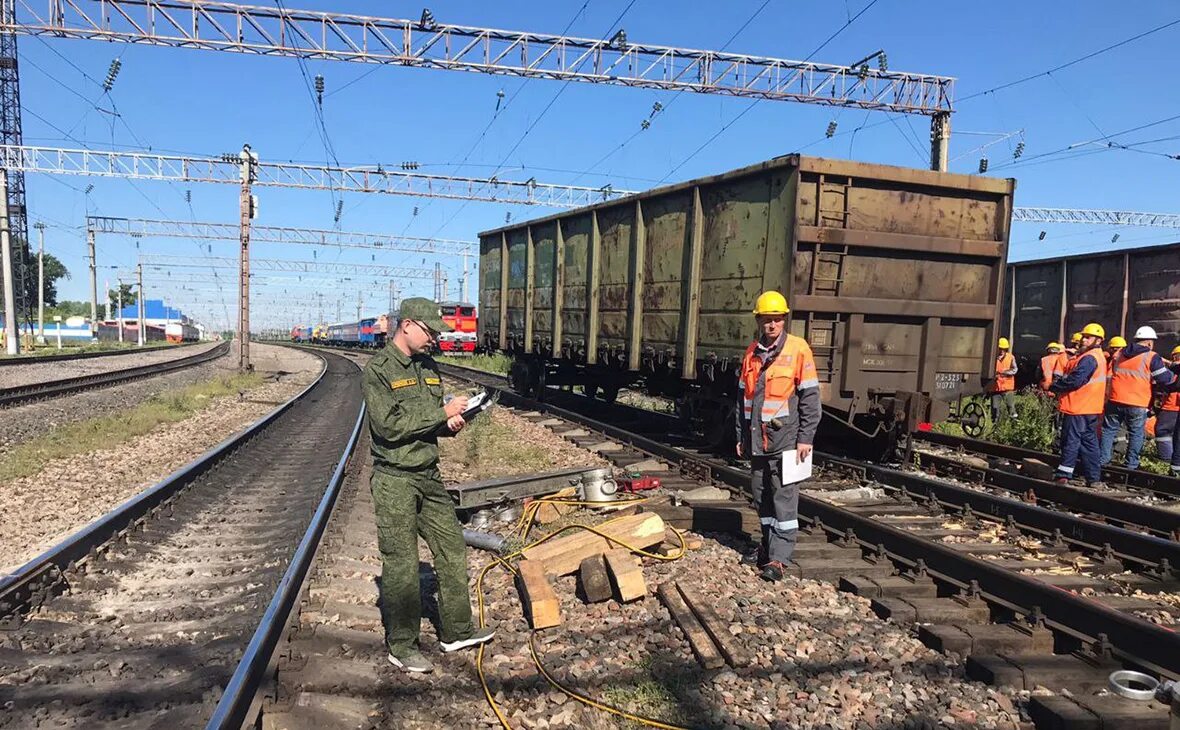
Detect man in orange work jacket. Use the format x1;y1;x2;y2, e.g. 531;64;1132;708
1155;345;1180;476
990;338;1019;423
735;291;821;583
1050;323;1107;487
1101;327;1178;470
1039;342;1066;391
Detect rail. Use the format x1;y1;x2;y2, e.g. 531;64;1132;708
0;340;230;407
0;340;200;366
0;345;326;624
435;361;1180;680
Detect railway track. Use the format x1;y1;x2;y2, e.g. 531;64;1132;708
0;341;200;367
0;340;231;408
421;361;1180;727
0;347;364;728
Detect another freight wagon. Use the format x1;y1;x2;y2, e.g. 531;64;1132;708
1003;241;1180;365
479;154;1015;456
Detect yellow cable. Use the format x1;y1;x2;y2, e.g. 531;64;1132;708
474;509;691;729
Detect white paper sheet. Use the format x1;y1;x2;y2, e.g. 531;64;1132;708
781;448;813;484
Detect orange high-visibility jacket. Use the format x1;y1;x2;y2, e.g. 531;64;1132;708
1161;391;1180;412
1058;349;1108;416
1109;350;1155;408
740;335;819;451
1040;352;1066;390
993;352;1017;393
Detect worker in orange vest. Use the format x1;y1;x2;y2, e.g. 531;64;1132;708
1100;326;1177;470
1039;341;1066;391
990;337;1018;422
735;290;821;582
1065;331;1082;359
1050;323;1107;486
1155;345;1180;476
1106;335;1127;365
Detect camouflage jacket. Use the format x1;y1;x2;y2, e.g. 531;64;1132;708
362;344;448;475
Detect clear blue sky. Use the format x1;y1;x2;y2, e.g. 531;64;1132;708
17;0;1180;332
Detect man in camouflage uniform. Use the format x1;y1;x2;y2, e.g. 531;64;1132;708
362;297;494;673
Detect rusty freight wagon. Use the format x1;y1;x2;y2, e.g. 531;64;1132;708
479;154;1015;456
1003;241;1180;365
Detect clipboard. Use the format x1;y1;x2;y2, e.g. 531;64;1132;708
781;448;813;485
437;390;495;434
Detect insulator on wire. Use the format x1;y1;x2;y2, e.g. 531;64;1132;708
641;119;651;130
495;88;506;112
1014;141;1025;159
651;101;663;116
102;58;122;92
978;157;989;173
826;121;838;138
185;189;192;203
505;211;512;224
401;161;419;170
314;74;325;106
877;53;888;72
420;8;436;29
1038;231;1047;240
1111;233;1120;243
412;206;419;216
334;199;344;223
858;64;869;80
84;184;94;194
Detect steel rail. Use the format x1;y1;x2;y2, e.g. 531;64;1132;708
0;346;329;624
435;361;1180;679
917;430;1180;499
0;340;199;366
0;340;229;406
205;399;367;729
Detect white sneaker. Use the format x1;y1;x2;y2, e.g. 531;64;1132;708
440;627;496;653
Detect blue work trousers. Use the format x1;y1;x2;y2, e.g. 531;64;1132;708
1055;414;1101;482
1156;409;1180;474
1100;404;1148;469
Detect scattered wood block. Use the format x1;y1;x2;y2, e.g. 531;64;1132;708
639;501;693;531
578;554;613;603
683;535;704;550
534;487;578;524
677;583;751;668
521;513;666;577
515;560;561;629
679;486;731;504
603;549;647;602
1021;458;1054;480
656;583;723;669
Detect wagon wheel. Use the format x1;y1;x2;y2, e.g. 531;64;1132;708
961;401;986;438
598;384;619;404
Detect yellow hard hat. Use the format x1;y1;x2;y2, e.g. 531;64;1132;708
1070;332;1083;344
1081;322;1105;339
1172;345;1180;357
1047;342;1062;352
1109;336;1127;349
998;337;1010;349
753;290;789;316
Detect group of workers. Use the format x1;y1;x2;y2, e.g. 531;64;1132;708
993;324;1180;487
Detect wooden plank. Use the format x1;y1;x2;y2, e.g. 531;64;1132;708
521;513;666;577
627;199;646;372
533;487;578;524
603;548;646;602
677;583;751;668
578;554;612;603
515;560;561;629
656;582;724;669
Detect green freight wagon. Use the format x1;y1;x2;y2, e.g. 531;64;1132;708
479;154;1015;454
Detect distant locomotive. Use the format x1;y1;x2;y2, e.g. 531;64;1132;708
479;154;1015;458
438;301;478;354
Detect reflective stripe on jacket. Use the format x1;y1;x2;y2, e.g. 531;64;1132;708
993;352;1017;393
739;334;821;454
1057;349;1107;416
1110;350;1153;408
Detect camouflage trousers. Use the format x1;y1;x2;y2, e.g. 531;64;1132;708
371;468;474;656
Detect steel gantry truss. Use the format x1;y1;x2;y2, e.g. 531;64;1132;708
1012;208;1180;228
1;144;630;206
4;0;955;117
138;253;434;278
87;215;476;254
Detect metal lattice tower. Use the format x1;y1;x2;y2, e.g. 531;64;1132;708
0;0;29;324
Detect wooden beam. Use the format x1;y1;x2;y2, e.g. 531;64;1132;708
578;554;612;604
516;560;562;629
678;583;751;668
657;582;724;669
603;548;646;602
520;513;666;577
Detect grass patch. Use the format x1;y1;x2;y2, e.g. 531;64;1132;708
600;656;694;729
3;341;171;359
438;406;553;480
931;392;1058;451
615;388;676;415
440;352;512;376
0;372;264;484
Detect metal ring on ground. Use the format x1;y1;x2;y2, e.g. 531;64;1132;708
1108;670;1159;701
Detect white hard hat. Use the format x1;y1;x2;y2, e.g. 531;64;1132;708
1133;325;1158;340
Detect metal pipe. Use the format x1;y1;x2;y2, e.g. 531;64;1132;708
463;528;507;554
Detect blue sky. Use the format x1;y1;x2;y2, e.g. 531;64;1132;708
16;0;1180;331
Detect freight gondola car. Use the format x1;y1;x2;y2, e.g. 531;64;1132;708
479;154;1015;458
1002;241;1180;373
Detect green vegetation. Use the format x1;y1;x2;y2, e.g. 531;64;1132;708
440;352;512;375
600;656;694;729
0;372;263;484
2;341;178;359
438;406;552;479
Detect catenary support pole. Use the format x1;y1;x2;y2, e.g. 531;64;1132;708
237;144;257;371
136;262;144;346
930;112;951;172
35;221;44;342
87;227;98;339
0;170;17;355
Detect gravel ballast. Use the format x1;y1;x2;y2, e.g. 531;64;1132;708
0;343;325;576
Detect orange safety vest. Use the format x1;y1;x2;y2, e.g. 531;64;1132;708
1058;349;1107;416
1039;353;1066;390
993;352;1016;393
1160;391;1180;412
1109;350;1154;408
740;335;819;449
